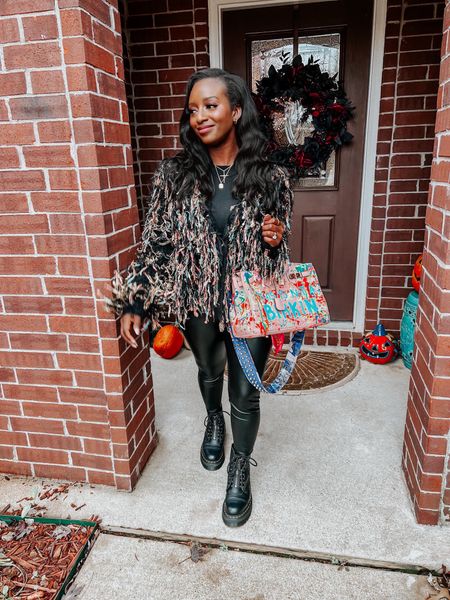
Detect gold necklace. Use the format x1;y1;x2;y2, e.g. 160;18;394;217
214;164;233;189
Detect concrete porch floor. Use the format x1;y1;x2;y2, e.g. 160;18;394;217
1;347;449;598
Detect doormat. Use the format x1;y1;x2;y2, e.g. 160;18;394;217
0;514;98;599
225;349;359;394
263;349;359;394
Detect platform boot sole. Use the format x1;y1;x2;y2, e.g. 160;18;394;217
200;446;225;471
222;495;252;527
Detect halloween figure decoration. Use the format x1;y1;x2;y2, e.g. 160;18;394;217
411;254;423;292
153;324;184;359
400;291;419;370
359;323;399;365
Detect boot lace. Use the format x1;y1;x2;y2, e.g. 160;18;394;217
226;454;257;493
203;410;229;443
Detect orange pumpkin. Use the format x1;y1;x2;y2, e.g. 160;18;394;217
412;254;423;292
153;324;183;359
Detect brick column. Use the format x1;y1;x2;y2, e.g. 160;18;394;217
0;0;156;490
402;0;450;525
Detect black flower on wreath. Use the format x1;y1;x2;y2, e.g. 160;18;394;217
253;53;355;179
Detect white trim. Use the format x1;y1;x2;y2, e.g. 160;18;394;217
209;0;337;67
322;320;353;331
352;0;387;333
208;0;388;333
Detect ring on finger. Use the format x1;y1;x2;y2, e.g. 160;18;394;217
272;232;277;240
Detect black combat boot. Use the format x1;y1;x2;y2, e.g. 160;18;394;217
200;409;226;471
222;443;257;527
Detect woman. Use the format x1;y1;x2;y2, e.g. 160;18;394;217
109;68;292;527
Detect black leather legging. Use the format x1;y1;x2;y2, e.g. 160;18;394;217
183;315;272;456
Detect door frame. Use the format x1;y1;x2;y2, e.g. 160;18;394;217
208;0;388;334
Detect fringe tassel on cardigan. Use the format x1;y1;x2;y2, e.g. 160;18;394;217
105;160;293;332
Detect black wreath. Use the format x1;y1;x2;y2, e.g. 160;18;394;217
253;53;355;179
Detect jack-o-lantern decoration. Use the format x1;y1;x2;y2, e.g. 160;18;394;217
411;254;423;292
359;323;399;364
153;324;183;359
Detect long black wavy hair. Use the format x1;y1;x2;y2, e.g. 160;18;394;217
169;68;277;210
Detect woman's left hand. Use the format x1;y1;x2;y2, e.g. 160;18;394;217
262;214;284;248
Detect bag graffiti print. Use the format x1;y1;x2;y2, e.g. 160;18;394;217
227;263;330;394
228;263;330;338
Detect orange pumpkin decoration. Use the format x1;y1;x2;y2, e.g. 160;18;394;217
412;254;423;292
153;324;183;359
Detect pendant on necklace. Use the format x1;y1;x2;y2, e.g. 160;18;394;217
219;183;224;189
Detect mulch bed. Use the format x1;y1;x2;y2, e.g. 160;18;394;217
0;516;97;600
0;481;99;600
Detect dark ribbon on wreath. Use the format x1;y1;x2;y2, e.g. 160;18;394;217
252;53;356;180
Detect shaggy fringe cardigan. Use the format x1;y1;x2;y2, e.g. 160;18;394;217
107;159;293;332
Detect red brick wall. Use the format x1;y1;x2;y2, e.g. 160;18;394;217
366;0;444;335
402;0;450;526
122;0;209;222
118;0;139;217
0;0;156;490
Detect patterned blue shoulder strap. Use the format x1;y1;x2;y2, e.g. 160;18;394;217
229;329;305;394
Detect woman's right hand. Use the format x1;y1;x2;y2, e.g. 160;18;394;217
120;313;142;348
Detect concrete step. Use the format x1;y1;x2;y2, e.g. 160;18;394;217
71;531;432;600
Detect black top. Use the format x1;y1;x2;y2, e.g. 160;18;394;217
208;164;238;322
207;163;278;323
209;164;238;236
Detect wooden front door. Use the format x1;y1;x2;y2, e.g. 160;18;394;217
223;0;374;321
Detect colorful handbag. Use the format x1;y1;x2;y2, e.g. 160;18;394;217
227;263;330;393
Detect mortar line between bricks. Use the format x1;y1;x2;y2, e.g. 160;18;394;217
100;524;438;577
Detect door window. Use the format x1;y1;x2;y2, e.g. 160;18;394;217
251;33;341;188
